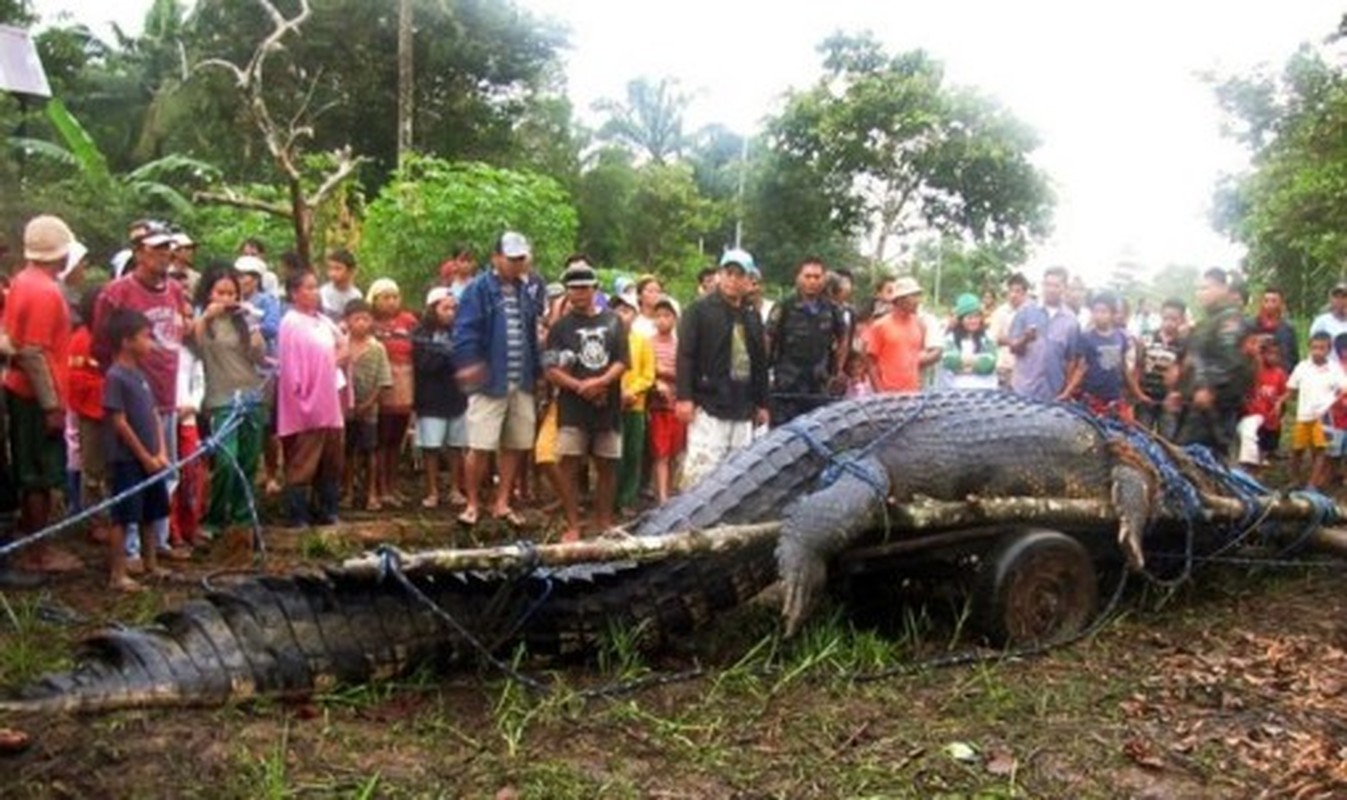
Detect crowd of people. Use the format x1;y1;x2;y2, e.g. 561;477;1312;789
0;212;1336;593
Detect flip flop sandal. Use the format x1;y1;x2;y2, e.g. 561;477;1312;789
456;508;480;526
493;509;526;528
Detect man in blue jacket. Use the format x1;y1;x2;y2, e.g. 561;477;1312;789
452;231;542;527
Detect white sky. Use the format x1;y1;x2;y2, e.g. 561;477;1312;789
33;0;1346;284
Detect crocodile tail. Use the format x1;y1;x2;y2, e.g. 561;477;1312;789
0;572;499;714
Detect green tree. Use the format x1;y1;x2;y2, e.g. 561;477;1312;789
1212;43;1347;319
361;156;578;298
624;161;719;273
575;145;638;267
760;32;1053;276
594;76;691;164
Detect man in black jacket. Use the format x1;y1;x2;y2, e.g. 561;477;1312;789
676;249;769;489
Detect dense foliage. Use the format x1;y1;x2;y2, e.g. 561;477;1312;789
3;0;1057;302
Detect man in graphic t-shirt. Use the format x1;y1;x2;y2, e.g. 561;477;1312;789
544;262;628;542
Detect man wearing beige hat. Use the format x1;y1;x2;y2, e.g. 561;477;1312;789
865;276;940;393
2;215;82;576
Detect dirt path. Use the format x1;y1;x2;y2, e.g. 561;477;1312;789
2;515;1346;798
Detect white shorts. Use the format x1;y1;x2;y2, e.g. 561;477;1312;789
1236;414;1265;467
465;387;536;451
679;408;756;490
416;415;467;450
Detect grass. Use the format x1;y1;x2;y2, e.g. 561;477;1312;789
2;547;1344;797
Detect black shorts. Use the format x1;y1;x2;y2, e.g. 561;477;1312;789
377;411;410;448
1257;426;1280;455
109;460;171;526
345;420;378;453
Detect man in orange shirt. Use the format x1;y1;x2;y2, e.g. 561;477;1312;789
865;277;941;393
3;215;80;578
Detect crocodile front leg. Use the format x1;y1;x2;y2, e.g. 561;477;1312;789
777;456;889;636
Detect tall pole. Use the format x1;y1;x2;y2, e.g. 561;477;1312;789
733;133;748;249
397;0;414;159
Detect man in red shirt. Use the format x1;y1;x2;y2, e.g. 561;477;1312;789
3;215;80;577
92;221;190;563
865;277;940;393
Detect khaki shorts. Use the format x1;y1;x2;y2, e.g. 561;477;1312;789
557;425;622;460
466;386;536;451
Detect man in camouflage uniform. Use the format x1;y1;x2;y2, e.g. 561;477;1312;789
1168;267;1254;457
766;257;849;425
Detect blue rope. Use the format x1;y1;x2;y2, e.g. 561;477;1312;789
0;385;267;561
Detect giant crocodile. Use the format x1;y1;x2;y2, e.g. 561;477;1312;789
2;392;1169;712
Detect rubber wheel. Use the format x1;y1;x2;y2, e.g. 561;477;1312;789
974;528;1098;647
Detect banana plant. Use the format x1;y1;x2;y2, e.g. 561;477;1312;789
10;97;219;216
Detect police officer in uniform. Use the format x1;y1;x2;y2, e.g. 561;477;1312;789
1169;267;1254;457
766;257;849;425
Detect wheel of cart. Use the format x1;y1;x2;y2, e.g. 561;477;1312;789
972;527;1099;647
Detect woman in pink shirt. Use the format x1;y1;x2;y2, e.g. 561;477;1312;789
277;270;347;527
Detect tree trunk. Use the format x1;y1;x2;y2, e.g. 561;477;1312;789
289;177;311;267
397;0;414;159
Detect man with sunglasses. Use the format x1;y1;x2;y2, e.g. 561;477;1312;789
92;220;192;567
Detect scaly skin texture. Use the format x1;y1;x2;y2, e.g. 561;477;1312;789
2;393;1153;713
3;395;931;712
776;392;1155;633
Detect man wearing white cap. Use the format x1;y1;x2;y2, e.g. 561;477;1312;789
2;215;82;576
452;231;543;526
92;220;191;565
676;248;769;489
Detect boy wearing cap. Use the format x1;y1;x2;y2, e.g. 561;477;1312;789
453;231;543;527
676;249;769;489
544;263;628;540
2;215;81;576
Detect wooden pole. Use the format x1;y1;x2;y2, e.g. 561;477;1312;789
336;493;1347;579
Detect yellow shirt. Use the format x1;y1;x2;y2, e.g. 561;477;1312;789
622;331;656;412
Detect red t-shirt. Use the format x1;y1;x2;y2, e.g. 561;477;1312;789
2;265;71;406
93;274;186;411
67;325;104;420
374;310;418;412
865;312;927;393
1245;365;1288;429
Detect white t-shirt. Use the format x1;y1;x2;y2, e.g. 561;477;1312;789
1287;359;1345;422
320;282;363;319
988;301;1019;372
1310;312;1347;343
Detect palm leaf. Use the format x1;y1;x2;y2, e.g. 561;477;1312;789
7;137;78;168
127;154;221;184
131;181;195;216
44;98;112;187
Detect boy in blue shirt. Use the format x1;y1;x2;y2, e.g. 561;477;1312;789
103;309;172;593
1062;291;1145;422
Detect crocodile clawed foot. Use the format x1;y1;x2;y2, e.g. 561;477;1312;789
779;551;828;637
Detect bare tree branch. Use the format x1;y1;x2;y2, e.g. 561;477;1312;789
193;190;291;218
306;147;365;208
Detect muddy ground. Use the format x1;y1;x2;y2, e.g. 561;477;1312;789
2;500;1347;799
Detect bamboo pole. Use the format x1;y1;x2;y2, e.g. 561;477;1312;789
336;492;1347;579
337;521;784;578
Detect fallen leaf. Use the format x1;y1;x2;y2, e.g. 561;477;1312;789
1123;738;1165;770
985;748;1017;776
